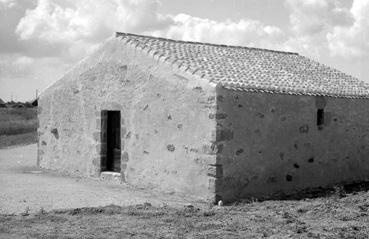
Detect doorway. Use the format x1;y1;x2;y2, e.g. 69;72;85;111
101;110;121;172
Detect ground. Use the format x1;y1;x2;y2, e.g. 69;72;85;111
0;144;201;215
2;145;369;238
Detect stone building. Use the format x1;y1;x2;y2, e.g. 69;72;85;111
38;32;369;203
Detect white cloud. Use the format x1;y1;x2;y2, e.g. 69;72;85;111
285;0;353;35
327;0;369;58
9;0;369;63
12;0;289;60
0;53;70;101
14;0;174;60
152;14;286;49
0;0;16;8
285;0;369;60
1;0;369;101
13;55;33;65
0;0;290;101
16;0;172;44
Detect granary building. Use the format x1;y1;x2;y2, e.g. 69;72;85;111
38;32;369;203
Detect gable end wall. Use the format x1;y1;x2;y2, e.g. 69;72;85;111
37;37;218;202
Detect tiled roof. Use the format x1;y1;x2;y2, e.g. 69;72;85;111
116;32;369;98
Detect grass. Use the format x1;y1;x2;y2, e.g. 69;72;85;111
0;132;38;148
2;190;369;238
0;108;38;148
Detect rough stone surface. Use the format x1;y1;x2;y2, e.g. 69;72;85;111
216;86;369;202
38;37;217;202
38;34;369;204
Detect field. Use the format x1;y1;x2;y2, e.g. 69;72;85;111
0;108;38;148
2;190;369;238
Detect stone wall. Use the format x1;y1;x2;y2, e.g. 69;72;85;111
215;86;369;202
38;37;218;201
38;36;369;203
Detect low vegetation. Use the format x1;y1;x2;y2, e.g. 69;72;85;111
1;189;369;238
0;108;38;148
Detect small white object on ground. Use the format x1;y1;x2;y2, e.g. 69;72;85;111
218;200;223;206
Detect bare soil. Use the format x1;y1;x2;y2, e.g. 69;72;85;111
1;192;369;238
0;145;203;215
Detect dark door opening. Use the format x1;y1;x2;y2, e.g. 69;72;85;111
101;110;121;173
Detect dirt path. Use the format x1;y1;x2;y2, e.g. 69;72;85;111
0;144;204;215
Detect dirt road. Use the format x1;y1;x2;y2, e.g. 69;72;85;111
0;144;202;215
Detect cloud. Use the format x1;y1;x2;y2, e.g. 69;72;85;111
13;0;174;60
285;0;369;60
0;0;289;102
0;0;16;8
1;0;369;101
14;0;287;59
153;14;286;50
7;0;369;63
0;54;68;82
327;0;369;58
0;0;36;54
6;0;369;61
285;0;353;35
0;54;70;101
16;0;172;43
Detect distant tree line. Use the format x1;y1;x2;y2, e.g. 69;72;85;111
0;99;37;108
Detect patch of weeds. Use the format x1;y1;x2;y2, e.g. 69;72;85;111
63;206;119;216
243;197;259;204
127;207;140;216
179;220;196;232
358;203;369;212
339;213;359;221
176;207;200;218
21;207;30;216
333;185;346;198
224;220;251;232
102;205;125;215
163;217;175;223
293;221;308;234
297;207;309;214
53;209;68;214
336;226;368;239
0;226;10;234
38;207;46;215
202;210;216;217
134;202;152;210
282;211;297;224
306;232;321;238
255;227;274;238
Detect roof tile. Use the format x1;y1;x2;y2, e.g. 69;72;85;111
116;32;369;98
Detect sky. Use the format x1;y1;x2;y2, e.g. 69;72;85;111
0;0;368;101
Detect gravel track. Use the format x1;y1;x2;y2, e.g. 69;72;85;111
0;144;202;215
